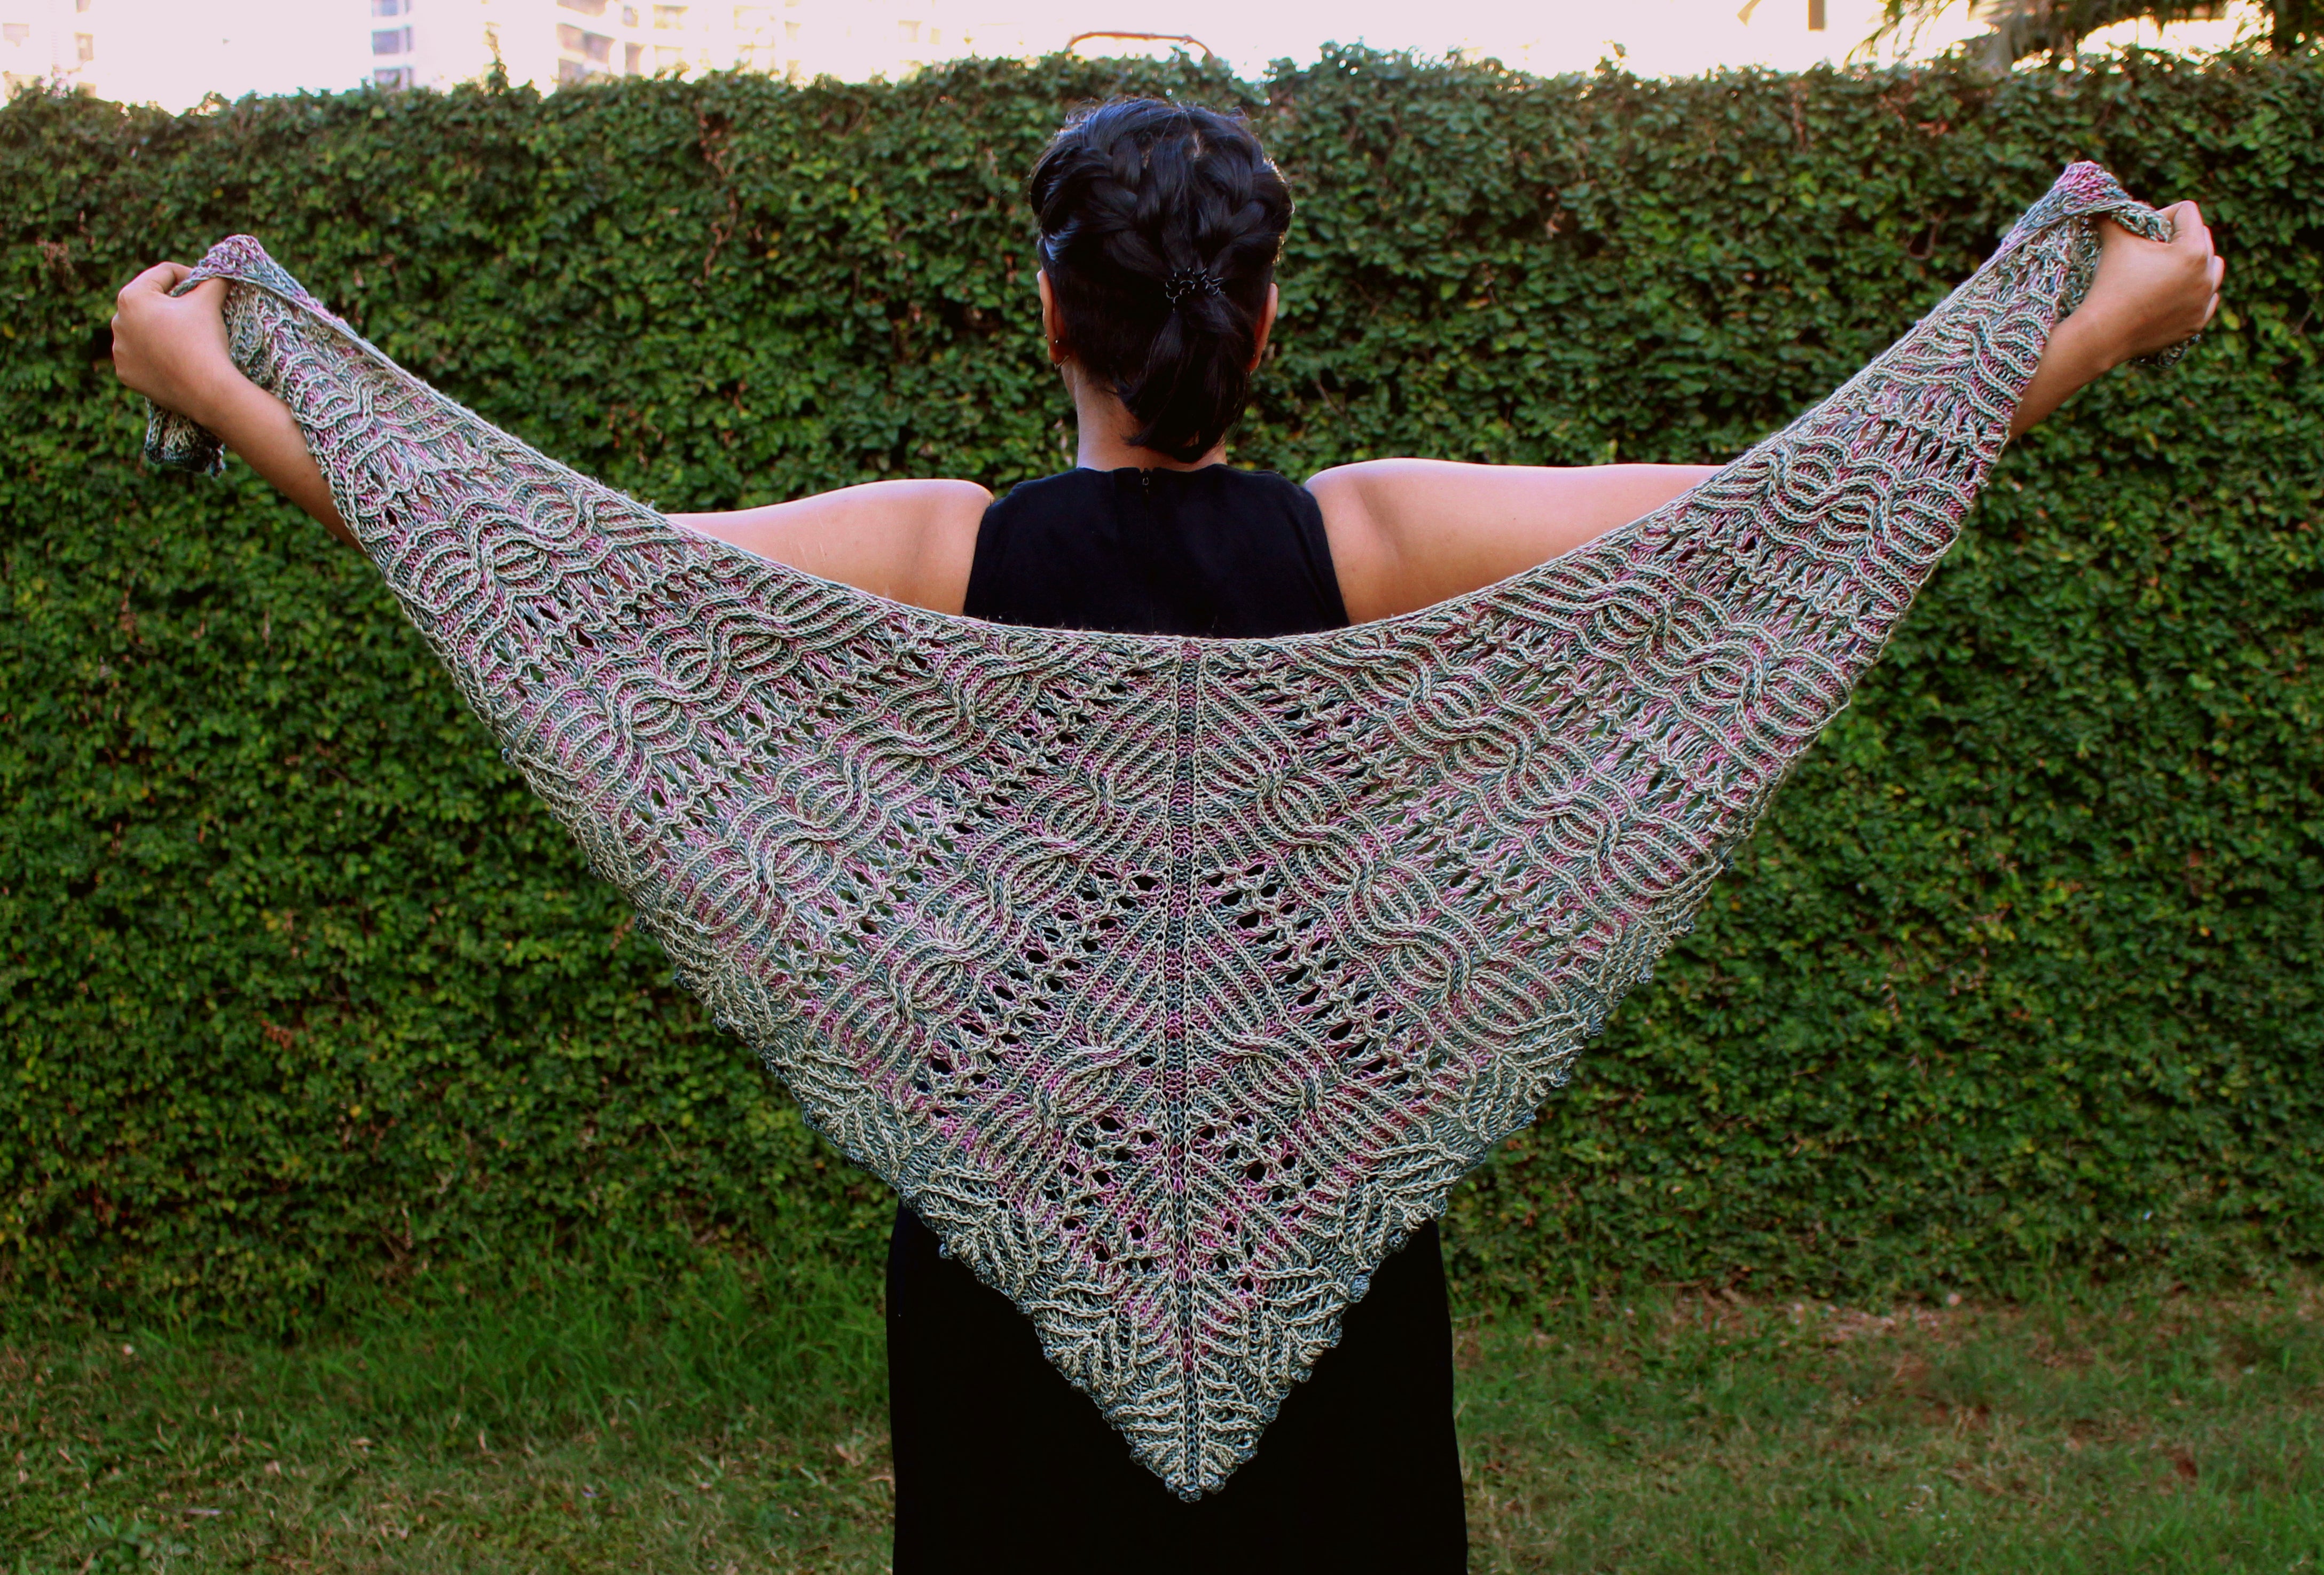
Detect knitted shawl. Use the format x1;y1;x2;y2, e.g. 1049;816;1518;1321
150;163;2178;1499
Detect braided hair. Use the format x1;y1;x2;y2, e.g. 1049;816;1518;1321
1029;99;1293;463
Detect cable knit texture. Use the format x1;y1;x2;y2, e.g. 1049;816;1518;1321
147;164;2178;1498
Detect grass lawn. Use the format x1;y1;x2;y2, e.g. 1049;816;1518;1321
6;1266;2318;1572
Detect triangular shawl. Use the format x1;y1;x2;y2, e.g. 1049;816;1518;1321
148;163;2180;1498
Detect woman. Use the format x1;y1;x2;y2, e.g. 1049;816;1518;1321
111;99;2218;1571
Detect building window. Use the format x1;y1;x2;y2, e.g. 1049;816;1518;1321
625;41;642;71
371;0;404;14
622;6;639;25
77;0;93;11
556;57;591;82
655;44;685;68
558;23;613;61
374;65;413;87
75;32;94;60
785;20;798;41
2;23;29;44
1807;0;1825;28
557;0;608;13
653;4;685;26
372;26;412;54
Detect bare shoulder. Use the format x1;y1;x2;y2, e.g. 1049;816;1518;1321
672;477;990;614
1305;458;1718;623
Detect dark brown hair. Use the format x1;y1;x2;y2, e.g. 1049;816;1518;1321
1028;99;1293;462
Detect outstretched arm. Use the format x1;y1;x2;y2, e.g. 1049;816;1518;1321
1307;459;1724;623
109;263;988;611
1313;204;2222;624
663;483;987;612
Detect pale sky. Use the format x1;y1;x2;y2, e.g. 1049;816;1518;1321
18;0;2267;112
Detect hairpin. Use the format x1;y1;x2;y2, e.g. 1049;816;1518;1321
1163;266;1224;307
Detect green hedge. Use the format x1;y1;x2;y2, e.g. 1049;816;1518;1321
3;48;2319;1325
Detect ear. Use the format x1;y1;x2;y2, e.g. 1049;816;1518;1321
1247;281;1279;373
1037;270;1067;363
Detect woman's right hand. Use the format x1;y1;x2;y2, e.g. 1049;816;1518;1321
112;258;357;544
111;262;241;424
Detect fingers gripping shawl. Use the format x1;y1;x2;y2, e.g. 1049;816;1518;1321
148;164;2179;1498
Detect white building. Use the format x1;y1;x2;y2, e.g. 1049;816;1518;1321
1;0;99;98
426;0;1054;93
0;0;2271;113
323;0;1052;95
2;0;375;104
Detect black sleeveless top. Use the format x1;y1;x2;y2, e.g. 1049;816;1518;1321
885;465;1469;1573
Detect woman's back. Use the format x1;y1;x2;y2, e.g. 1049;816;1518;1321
885;464;1467;1574
964;465;1346;637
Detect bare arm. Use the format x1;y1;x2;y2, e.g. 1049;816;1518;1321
664;481;987;612
108;262;988;611
1314;204;2223;624
1308;460;1721;624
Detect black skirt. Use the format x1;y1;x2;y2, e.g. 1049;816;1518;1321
888;1206;1467;1573
885;466;1468;1572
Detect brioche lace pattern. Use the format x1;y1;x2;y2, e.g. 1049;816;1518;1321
148;164;2176;1498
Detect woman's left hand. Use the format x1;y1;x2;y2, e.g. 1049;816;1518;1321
111;262;239;424
2008;200;2221;439
2078;202;2224;365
